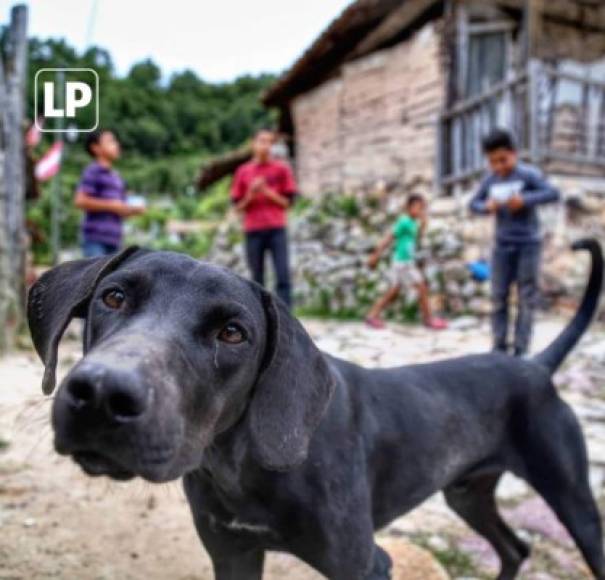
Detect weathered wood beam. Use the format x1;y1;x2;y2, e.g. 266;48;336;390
351;0;438;58
197;146;252;191
523;0;544;62
498;0;605;30
0;4;28;352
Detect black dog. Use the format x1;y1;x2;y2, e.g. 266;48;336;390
27;239;604;580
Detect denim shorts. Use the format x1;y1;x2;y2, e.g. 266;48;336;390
82;240;119;258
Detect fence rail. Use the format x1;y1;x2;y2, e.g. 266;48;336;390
439;63;605;191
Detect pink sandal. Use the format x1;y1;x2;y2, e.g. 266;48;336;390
425;317;448;330
365;317;386;330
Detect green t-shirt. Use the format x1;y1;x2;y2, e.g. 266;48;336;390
392;215;419;263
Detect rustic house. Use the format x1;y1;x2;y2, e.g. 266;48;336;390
250;0;605;198
203;0;605;320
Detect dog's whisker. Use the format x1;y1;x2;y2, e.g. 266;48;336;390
22;426;53;462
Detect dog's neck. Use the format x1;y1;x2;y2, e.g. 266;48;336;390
195;420;256;497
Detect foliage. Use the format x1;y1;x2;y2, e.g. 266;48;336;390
16;36;277;258
26;38;277;159
412;534;486;579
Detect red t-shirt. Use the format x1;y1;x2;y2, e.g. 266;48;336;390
231;160;297;233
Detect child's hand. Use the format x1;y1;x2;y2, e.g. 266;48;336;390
486;199;499;213
127;205;146;217
107;200;135;218
508;194;525;212
250;177;266;192
368;254;380;270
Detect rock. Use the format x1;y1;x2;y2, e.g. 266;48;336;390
449;316;481;331
583;341;605;362
504;497;573;547
207;187;599;319
378;537;450;580
496;474;529;501
426;534;450;552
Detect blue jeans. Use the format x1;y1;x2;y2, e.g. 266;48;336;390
491;242;542;355
245;228;291;308
83;240;119;258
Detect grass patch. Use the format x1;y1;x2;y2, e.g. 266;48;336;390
294;307;361;321
412;534;486;579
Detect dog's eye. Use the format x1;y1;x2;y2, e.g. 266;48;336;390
102;289;125;310
218;323;246;344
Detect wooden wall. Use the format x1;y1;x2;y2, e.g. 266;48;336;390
291;19;446;197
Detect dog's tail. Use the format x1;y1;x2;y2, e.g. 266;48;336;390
535;238;603;374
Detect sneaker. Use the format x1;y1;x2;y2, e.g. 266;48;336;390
365;317;386;330
425;317;448;330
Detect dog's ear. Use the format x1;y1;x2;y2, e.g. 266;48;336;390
248;289;335;471
27;246;141;395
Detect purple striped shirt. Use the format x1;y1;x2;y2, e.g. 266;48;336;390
78;162;126;246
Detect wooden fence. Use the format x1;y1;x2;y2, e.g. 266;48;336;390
439;61;605;192
0;5;28;353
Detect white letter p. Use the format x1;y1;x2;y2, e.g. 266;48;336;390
65;82;92;117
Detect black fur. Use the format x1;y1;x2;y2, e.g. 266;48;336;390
27;240;604;580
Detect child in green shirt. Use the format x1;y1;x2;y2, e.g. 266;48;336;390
366;194;447;330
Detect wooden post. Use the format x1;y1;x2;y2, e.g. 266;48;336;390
51;69;65;266
0;4;28;353
523;0;543;64
524;0;543;164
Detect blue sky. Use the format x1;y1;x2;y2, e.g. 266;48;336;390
0;0;351;81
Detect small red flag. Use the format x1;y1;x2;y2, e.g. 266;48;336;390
26;118;44;147
35;141;64;182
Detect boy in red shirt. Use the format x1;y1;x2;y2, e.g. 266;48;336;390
231;129;298;307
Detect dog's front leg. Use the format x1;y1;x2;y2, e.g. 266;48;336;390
187;508;265;580
183;475;265;580
209;547;264;580
364;545;393;580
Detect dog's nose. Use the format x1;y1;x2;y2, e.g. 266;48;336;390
65;364;149;423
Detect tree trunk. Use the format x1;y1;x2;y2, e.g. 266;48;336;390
0;5;28;354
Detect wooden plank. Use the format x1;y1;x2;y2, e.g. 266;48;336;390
498;0;605;30
351;0;437;58
457;2;469;102
468;21;515;34
542;66;605;90
0;4;28;352
542;150;605;167
6;5;28;311
523;0;543;62
442;73;528;118
527;59;541;164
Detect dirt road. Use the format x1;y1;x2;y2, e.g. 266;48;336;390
1;316;603;579
0;334;445;580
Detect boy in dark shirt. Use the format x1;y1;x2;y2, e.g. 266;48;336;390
75;130;144;257
470;129;560;356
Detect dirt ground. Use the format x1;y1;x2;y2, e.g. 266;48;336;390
1;315;603;579
0;331;449;580
0;339;337;580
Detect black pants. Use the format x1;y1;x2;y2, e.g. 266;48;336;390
245;228;292;308
491;242;542;355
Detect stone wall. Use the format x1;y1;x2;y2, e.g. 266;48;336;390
291;20;445;197
207;181;605;323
